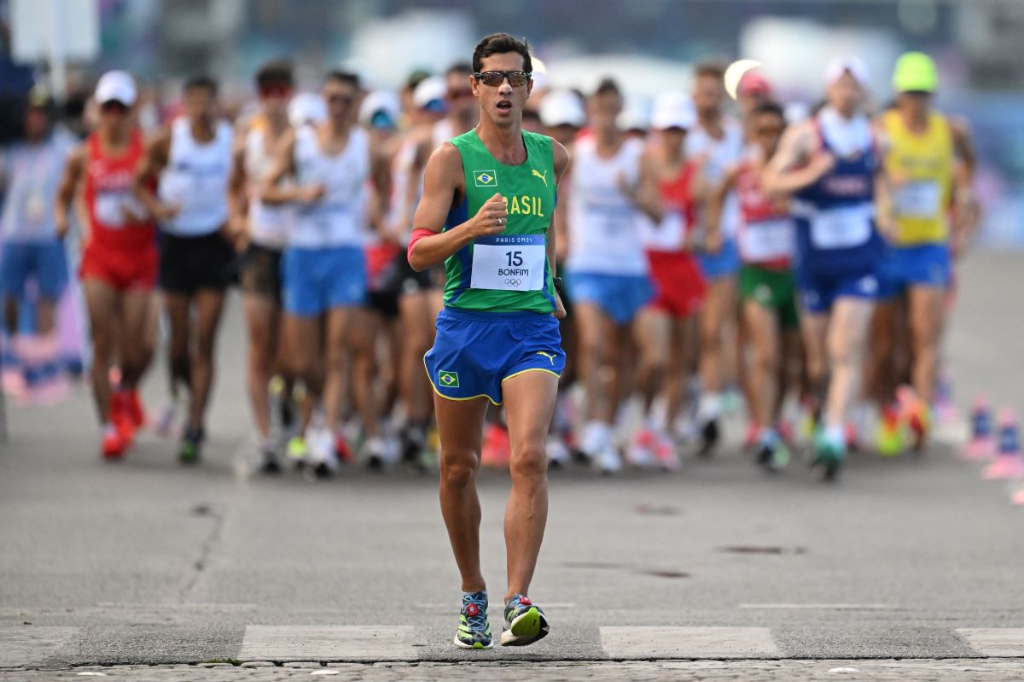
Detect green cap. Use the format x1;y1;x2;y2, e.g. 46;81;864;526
893;52;938;93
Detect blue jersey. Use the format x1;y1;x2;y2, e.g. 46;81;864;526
792;116;883;278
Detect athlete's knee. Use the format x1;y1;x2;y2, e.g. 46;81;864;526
441;451;479;488
509;441;547;482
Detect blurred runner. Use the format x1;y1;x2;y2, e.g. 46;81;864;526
872;52;978;451
688;61;745;457
763;57;887;480
566;78;661;473
712;101;799;471
433;63;479;147
226;60;295;473
56;71;158;458
133;76;235;463
262;71;381;476
408;33;568;649
634;91;706;469
1;88;75;402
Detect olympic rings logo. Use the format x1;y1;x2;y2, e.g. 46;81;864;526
505;279;523;287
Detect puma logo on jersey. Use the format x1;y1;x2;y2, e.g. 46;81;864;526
536;351;557;365
532;168;548;187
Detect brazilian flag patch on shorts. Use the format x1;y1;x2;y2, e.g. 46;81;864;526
439;370;460;388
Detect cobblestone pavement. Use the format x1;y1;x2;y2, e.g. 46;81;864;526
5;659;1024;681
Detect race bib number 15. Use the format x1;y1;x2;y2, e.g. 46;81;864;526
470;234;546;292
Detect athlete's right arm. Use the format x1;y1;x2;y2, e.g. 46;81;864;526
260;130;324;205
407;143;506;272
132;128;178;223
761;122;833;196
54;145;86;239
705;165;739;254
226;122;250;250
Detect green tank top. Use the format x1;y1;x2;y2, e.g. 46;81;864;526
443;129;557;314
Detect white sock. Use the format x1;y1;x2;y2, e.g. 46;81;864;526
697;393;721;424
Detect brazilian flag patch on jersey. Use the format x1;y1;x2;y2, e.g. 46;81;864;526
439;370;460;388
473;170;497;188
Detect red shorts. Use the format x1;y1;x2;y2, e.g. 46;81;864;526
80;241;159;292
646;249;706;318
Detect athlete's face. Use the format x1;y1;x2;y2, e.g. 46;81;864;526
323;78;357;125
898;91;931;118
24;107;50;140
472;52;533;129
660;127;687;154
446;70;475;119
588;92;622;135
753;111;785;158
259;81;292;120
98;99;132;136
184;86;218;128
693;75;724;117
827;73;863;117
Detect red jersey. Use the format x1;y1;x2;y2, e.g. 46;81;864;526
735;158;795;270
83;130;156;250
640;160;697;253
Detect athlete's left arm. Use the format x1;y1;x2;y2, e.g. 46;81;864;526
132;128;178;223
548;140;570;320
950;117;981;254
622;151;664;224
225;122;250;251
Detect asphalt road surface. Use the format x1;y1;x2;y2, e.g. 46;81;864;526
2;251;1023;680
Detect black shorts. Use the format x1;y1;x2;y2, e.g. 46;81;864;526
159;231;236;295
367;253;439;318
239;242;283;301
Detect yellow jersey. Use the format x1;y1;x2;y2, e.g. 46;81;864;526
881;109;955;245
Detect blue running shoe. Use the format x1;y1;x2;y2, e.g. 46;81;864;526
454;591;493;650
500;594;549;647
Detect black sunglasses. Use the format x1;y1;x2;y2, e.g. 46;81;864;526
100;100;129;114
473;71;531;88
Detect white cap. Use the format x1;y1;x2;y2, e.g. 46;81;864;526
650;91;696;131
530;56;549;93
95;70;137;106
825;56;870;87
359;90;400;128
288;92;327;128
413;76;448;110
539;90;585;128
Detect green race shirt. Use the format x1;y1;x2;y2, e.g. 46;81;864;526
443;129;557;314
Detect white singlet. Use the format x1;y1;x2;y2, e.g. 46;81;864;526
244;125;292;249
290;125;371;249
566;136;648;276
386;136;423;244
687;117;744;240
158;117;233;236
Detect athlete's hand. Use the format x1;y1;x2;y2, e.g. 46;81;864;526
121;204;148;226
226;214;250;252
152;202;181;223
299;184;327;204
469;193;508;238
553;291;567;320
55;211;70;240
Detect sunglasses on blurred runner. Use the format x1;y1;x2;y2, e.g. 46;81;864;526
327;94;354;106
473;71;531;87
756;124;784;136
447;87;474;100
259;84;292;99
100;100;129;114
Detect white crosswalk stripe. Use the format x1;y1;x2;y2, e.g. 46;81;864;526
239;626;417;661
599;626;781;659
957;629;1024;657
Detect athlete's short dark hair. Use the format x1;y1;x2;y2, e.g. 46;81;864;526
446;62;474;77
593;78;622;99
184;75;218;96
472;33;532;74
255;59;294;89
754;101;785;121
325;70;360;89
695;61;726;81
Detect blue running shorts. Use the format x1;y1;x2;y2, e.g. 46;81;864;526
883;243;951;291
565;271;654;326
697;238;741;281
1;240;68;300
424;308;565;405
796;267;888;315
282;246;367;316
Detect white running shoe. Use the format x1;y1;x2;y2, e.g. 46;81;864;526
363;435;398;470
579;421;611;460
308;427;339;474
626;428;658;469
593;444;623;474
546;436;570;468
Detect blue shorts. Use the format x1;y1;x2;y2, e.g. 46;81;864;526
697;238;741;280
1;240;68;300
425;308;565;406
883;243;951;291
281;246;367;316
796;268;886;315
566;271;654;326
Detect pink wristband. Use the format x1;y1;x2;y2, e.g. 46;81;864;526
407;228;435;263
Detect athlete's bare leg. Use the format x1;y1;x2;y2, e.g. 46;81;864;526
908;285;944;405
436;394;490;593
664;316;697;427
346;307;380;439
698;276;736;410
118;289;155;391
502;370;558;603
632;308;670;413
743;300;780;430
282;313;323;434
243;293;281;440
799;310;830;417
84;279;119;423
823;298;874;431
188;289;227;430
574;302;621;423
398;292;435;425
